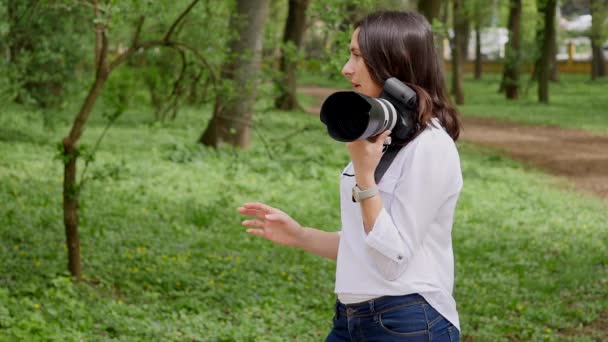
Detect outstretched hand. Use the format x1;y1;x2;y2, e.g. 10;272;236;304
238;202;305;247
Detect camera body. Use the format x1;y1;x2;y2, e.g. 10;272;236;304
320;77;417;145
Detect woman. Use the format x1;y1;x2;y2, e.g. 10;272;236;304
238;10;462;341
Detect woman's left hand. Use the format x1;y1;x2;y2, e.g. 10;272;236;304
347;130;391;188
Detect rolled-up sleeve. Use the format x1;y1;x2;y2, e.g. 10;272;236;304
364;132;462;280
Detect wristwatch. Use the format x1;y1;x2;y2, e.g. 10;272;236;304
352;184;379;202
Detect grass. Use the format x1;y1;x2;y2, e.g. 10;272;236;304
459;73;608;135
0;93;607;340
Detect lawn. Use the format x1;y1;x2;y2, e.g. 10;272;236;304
458;73;608;135
0;96;606;340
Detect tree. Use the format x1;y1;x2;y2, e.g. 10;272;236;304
502;0;523;99
417;0;442;22
535;0;557;103
451;0;468;105
61;0;212;279
470;0;493;80
590;0;607;80
199;0;270;148
275;0;310;110
473;4;483;80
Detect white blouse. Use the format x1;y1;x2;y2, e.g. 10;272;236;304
335;120;463;331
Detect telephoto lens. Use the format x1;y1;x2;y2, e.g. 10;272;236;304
320;77;417;144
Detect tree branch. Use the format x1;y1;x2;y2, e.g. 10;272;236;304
161;49;188;121
132;16;145;47
164;0;200;42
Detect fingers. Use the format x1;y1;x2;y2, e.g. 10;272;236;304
242;219;265;228
242;202;275;214
237;207;267;220
245;229;266;238
264;213;281;221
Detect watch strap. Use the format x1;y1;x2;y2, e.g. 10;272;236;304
352;184;379;202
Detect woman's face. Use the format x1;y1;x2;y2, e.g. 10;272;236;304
341;28;383;98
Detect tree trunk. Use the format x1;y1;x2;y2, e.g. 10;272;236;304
590;0;607;80
537;0;557;104
200;0;269;148
550;18;560;82
275;0;310;111
591;40;606;80
503;0;522;99
417;0;441;23
62;74;108;279
474;21;482;80
451;0;467;105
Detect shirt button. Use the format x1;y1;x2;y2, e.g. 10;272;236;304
397;255;403;260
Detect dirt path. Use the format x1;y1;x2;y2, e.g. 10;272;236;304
300;85;608;201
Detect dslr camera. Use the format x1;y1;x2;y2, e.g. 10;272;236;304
320;77;417;145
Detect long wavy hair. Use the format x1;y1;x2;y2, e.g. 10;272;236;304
356;10;461;141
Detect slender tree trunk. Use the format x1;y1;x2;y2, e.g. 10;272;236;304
537;0;557;103
591;40;606;80
590;0;607;80
200;0;270;148
61;0;110;279
275;0;310;111
474;21;482;80
550;14;560;82
451;0;467;105
503;0;522;99
62;74;108;279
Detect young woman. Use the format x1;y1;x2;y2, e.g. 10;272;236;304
238;10;462;341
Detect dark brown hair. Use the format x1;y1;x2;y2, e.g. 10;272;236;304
356;10;461;141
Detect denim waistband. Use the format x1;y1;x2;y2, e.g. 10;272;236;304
335;294;427;318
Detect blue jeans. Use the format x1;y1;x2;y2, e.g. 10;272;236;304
325;294;460;341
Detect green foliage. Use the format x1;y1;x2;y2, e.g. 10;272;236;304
304;0;376;78
1;87;607;339
0;1;90;108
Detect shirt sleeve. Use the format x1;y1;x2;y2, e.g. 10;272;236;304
364;131;462;280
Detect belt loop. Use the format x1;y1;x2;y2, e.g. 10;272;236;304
369;299;375;313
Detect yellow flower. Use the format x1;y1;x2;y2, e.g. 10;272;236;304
34;303;40;310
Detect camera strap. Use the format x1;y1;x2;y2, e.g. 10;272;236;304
374;144;402;184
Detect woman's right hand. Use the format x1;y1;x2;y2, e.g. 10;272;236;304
237;202;305;247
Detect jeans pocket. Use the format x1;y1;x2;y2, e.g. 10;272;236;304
378;303;428;336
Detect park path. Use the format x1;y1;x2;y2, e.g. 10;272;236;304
299;85;608;201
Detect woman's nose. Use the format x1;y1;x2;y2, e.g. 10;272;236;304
342;59;354;78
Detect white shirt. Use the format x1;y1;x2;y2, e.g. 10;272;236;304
335;120;463;331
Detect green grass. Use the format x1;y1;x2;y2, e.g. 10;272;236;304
459;73;608;135
0;100;607;340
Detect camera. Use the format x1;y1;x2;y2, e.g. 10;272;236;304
319;77;417;145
